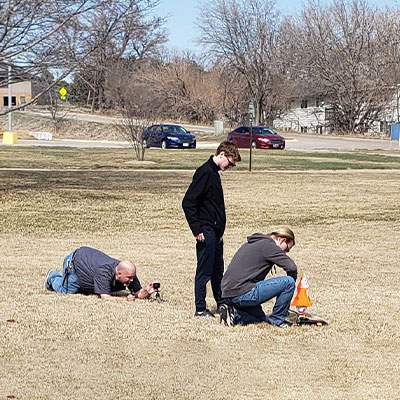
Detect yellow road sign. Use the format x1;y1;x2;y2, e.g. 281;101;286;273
59;87;67;100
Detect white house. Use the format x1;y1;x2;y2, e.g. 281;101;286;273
273;90;400;135
274;96;327;134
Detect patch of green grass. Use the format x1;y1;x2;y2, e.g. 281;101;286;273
1;146;400;170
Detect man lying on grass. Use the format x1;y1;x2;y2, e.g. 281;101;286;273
44;247;155;300
219;228;297;329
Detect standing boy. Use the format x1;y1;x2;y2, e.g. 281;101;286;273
182;140;241;317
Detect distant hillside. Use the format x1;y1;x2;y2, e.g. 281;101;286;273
0;110;122;141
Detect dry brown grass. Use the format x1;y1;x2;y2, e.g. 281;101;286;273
1;168;399;400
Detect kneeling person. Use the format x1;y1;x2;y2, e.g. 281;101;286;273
220;228;297;328
44;246;155;300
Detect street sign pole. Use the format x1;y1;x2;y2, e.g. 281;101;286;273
249;120;253;172
248;102;255;172
8;64;12;132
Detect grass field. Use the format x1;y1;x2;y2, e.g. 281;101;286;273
1;146;399;400
1;146;400;170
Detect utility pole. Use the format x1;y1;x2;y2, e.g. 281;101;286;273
2;63;17;144
8;64;12;131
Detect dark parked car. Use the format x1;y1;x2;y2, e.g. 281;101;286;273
142;124;196;149
227;126;285;149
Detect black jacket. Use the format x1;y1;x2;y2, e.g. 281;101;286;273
182;156;226;237
221;233;298;298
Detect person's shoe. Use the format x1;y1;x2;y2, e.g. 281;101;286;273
43;269;55;291
268;320;293;329
194;309;215;318
215;304;225;314
219;304;235;327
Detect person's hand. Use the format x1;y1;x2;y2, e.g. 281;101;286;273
220;236;224;243
146;283;156;296
195;232;205;242
126;293;136;301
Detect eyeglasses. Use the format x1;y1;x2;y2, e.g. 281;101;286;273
226;155;236;168
284;240;294;253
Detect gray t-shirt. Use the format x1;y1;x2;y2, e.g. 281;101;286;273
73;247;141;295
221;233;297;298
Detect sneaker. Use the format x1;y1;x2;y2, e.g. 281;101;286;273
268;320;292;329
194;309;215;318
215;304;225;314
219;304;235;327
43;269;55;291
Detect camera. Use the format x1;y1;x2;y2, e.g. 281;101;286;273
152;282;163;303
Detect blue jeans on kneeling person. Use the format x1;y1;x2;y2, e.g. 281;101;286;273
48;249;80;294
231;276;295;326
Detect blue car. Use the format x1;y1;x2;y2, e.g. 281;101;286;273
142;124;196;149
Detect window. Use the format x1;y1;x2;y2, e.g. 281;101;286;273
315;126;323;134
315;98;322;107
325;108;334;121
3;96;16;107
301;126;308;133
301;99;308;109
236;127;248;133
254;127;275;135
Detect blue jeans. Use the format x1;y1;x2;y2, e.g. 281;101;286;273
48;250;80;294
231;276;295;325
195;225;224;312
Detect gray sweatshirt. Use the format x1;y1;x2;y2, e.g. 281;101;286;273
221;233;298;298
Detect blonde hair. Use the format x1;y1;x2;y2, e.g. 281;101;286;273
267;228;295;245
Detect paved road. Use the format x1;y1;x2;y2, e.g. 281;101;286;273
3;110;399;150
7;135;399;151
285;132;398;151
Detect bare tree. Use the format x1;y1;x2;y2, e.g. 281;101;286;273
112;61;158;161
197;0;287;125
293;0;395;133
151;53;221;123
0;0;110;114
216;62;248;126
47;88;70;136
375;8;400;123
115;110;156;161
108;53;223;124
72;0;166;112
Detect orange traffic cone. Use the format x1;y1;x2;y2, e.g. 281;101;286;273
291;274;312;314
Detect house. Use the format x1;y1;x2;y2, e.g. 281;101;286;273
273;87;400;135
0;63;32;108
274;96;328;134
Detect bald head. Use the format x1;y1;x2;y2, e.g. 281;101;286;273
115;260;136;285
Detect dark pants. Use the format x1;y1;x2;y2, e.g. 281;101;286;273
195;225;224;312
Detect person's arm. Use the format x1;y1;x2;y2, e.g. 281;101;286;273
134;282;156;299
262;241;298;281
100;293;135;301
182;168;209;237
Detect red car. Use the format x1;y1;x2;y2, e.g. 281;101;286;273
227;126;285;149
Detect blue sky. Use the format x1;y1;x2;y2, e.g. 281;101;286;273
154;0;399;53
